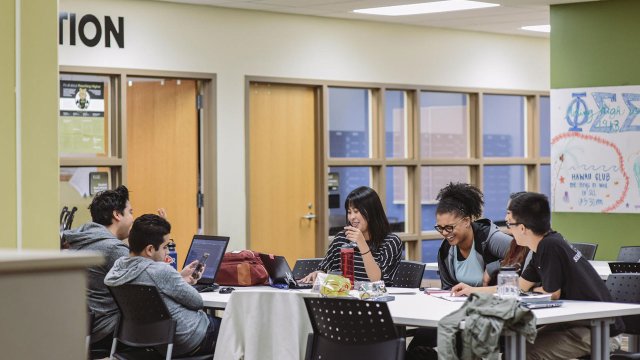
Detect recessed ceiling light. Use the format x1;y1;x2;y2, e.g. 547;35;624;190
521;25;551;33
353;0;499;16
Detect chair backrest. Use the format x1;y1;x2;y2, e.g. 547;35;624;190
108;284;176;348
303;297;405;360
609;262;640;274
292;258;323;280
392;260;425;288
606;273;640;335
617;246;640;262
571;242;598;261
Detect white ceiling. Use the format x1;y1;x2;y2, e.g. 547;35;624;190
152;0;598;38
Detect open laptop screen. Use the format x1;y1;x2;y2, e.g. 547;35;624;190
259;254;295;284
183;235;229;284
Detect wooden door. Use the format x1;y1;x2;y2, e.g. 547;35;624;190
126;79;198;269
249;83;318;265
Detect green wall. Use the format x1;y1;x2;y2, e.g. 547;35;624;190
550;0;640;260
1;1;18;248
0;0;59;249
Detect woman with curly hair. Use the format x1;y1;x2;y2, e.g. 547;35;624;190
407;183;513;360
434;182;512;290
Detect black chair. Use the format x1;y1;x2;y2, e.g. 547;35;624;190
607;273;640;359
609;262;640;274
392;260;426;288
292;258;323;280
571;242;598;260
108;284;213;360
86;310;111;360
617;247;640;262
303;297;405;360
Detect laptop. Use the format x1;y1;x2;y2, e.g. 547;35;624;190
182;235;229;292
521;300;563;309
259;253;313;289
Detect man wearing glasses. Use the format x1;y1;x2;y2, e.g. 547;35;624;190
452;192;623;359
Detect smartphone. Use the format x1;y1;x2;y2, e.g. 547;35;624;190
192;252;209;279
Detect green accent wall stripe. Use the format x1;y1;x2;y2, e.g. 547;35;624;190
0;0;59;249
0;0;17;248
550;0;640;260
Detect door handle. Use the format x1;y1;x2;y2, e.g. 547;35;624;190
302;213;317;220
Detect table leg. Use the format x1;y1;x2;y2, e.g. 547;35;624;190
629;334;639;353
504;331;516;360
503;330;526;360
516;333;526;359
599;318;612;360
590;319;602;360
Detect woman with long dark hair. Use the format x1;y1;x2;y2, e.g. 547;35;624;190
301;186;403;285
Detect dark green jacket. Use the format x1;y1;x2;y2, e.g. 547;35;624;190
437;293;537;360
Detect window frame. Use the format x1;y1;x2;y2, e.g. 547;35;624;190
325;85;550;261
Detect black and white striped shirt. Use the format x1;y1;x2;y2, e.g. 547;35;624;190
317;231;403;286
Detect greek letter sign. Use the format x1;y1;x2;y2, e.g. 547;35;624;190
551;85;640;213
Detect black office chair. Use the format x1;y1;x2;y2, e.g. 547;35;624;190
108;284;213;360
303;297;405;360
609;262;640;274
392;260;426;288
607;274;640;359
59;206;77;249
86;310;112;360
617;247;640;262
571;242;598;261
292;258;323;280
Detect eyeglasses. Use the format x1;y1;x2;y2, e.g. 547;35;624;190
434;217;467;234
505;222;523;229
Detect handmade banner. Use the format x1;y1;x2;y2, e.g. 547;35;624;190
550;85;640;213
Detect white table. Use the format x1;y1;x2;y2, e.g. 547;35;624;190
589;260;612;280
202;287;640;360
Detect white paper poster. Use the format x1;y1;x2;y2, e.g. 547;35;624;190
551;85;640;213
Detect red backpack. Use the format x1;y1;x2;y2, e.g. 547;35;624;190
216;250;269;286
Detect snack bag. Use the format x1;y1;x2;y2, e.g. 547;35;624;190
320;273;352;297
356;280;387;300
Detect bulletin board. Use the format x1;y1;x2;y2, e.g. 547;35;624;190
59;80;106;155
550;85;640;213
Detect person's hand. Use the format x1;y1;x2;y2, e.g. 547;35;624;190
344;225;366;248
301;270;320;284
482;270;491;286
451;282;473;297
157;208;167;219
181;260;201;285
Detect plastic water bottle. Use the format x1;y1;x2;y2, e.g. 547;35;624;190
340;244;355;286
166;241;178;270
497;266;519;298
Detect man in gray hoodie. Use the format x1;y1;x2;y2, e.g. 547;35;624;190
63;185;134;349
105;214;220;356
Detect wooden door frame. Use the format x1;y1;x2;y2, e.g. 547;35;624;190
59;66;218;235
245;76;326;257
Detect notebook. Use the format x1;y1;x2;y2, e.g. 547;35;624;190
258;253;313;289
182;235;229;292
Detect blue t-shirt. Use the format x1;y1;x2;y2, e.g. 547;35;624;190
453;243;484;286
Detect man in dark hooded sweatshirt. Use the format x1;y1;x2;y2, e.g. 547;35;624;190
62;185;133;350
